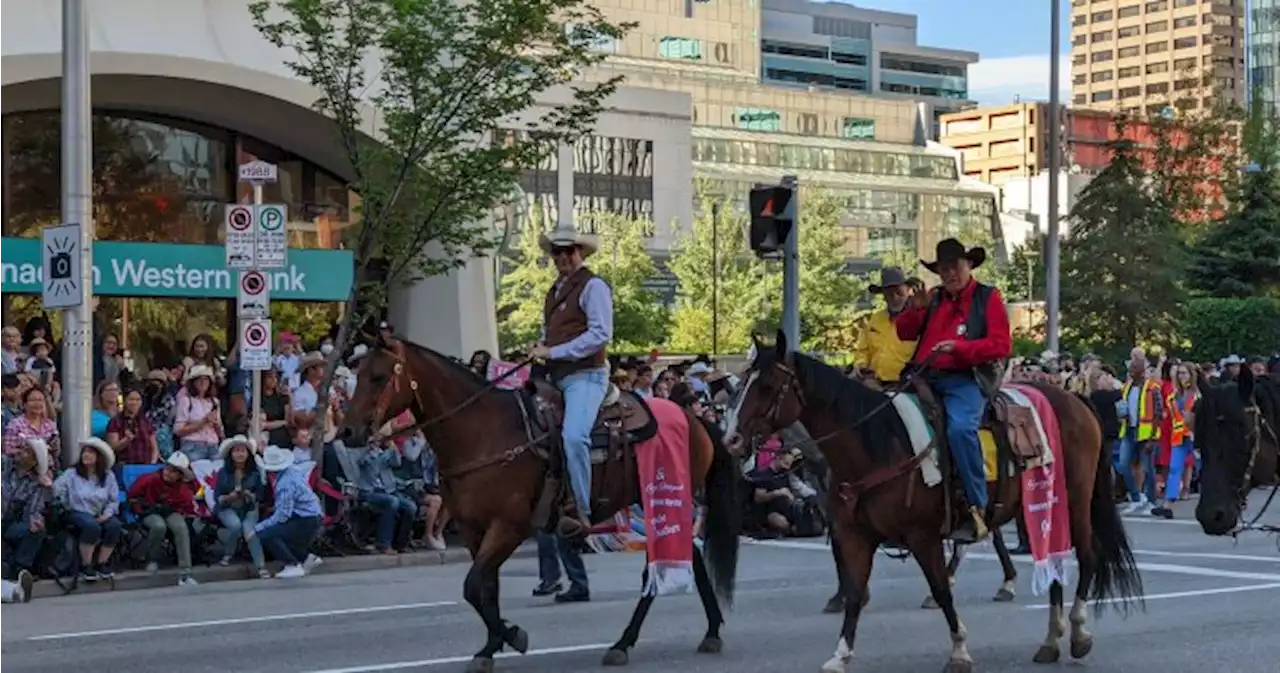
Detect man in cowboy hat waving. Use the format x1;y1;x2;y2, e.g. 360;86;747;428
854;266;920;383
528;223;614;537
897;238;1012;542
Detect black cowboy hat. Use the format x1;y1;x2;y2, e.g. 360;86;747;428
868;266;914;294
921;238;985;273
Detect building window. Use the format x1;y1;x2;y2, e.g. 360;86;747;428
1092;10;1113;21
1119;45;1141;57
1144;1;1168;11
503;130;655;226
734;108;782;132
1173;56;1198;71
1146;41;1169;53
1173;36;1198;49
841;117;876;140
761;40;827;60
812;16;871;39
1074;93;1087;104
1073;74;1087;85
1092;70;1115;82
866;228;917;257
1092;90;1115;102
1118;26;1141;38
1120;86;1142;98
1174;0;1197;7
1073;14;1088;26
879;56;967;78
1147;61;1170;73
690;138;957;180
1073;34;1088;46
1092;30;1113;42
1119;65;1142;77
659;37;702;60
1073;54;1088;65
1174;78;1198;91
766;68;867;91
1147;82;1169;94
1146;20;1169;33
1173;15;1197;29
1118;5;1142;18
831;51;867;66
1092;50;1114;62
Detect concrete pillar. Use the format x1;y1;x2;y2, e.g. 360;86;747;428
389;249;499;359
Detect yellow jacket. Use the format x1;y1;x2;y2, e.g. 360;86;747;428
854;309;916;381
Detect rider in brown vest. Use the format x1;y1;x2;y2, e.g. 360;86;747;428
528;224;614;538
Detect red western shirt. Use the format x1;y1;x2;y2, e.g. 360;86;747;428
127;470;198;517
895;279;1013;372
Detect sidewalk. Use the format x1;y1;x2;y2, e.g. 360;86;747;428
31;543;536;600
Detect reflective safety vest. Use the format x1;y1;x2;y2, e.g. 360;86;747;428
1167;388;1196;445
1119;378;1161;441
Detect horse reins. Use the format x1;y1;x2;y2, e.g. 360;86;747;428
1233;404;1279;536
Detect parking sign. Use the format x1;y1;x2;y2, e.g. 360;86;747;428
255;204;288;269
240;319;273;371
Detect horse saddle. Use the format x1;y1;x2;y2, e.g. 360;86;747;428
523;380;659;462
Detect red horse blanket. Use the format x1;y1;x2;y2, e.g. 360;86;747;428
1006;384;1073;596
635;397;695;596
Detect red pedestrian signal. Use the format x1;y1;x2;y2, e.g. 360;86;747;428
749;185;794;255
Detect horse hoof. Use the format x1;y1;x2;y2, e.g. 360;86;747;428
1032;644;1061;664
992;588;1016;603
505;625;529;654
466;657;494;673
1070;636;1094;659
820;658;849;673
922;595;940;610
943;659;974;673
697;636;723;654
823;596;845;614
601;649;629;666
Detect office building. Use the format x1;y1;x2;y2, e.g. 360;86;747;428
1247;0;1280;116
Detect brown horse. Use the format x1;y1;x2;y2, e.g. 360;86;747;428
723;332;1143;673
342;340;742;673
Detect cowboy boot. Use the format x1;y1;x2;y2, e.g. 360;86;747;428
557;494;592;539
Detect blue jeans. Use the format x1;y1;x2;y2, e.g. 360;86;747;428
1165;437;1194;502
217;508;266;568
258;516;320;565
556;367;610;517
1115;433;1157;501
364;492;416;549
180;441;218;462
64;511;122;547
3;520;46;572
933;373;988;510
536;530;588;594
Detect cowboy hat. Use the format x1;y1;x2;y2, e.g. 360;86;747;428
868;266;913;294
144;369;168;383
538;223;599;259
184;364;215;383
299;353;327;375
24;437;50;477
78;437;116;472
218;435;257;461
686;361;712;377
921;238;986;273
261;445;295;472
166;452;194;480
1221;354;1245;366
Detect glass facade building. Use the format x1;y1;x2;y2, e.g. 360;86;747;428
1248;0;1280;117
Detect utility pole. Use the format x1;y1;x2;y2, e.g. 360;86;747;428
780;174;800;348
1045;0;1062;354
711;202;720;357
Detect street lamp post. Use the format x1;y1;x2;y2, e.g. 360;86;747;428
1045;0;1063;354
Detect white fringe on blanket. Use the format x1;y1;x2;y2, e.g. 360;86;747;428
643;560;695;597
1031;552;1074;597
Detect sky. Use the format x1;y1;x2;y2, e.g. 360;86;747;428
839;0;1073;105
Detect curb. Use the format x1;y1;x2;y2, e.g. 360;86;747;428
32;544;537;599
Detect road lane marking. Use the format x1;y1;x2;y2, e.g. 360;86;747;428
27;601;458;641
305;642;615;672
1130;549;1280;564
1023;582;1280;607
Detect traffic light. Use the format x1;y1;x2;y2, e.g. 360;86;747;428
748;184;794;256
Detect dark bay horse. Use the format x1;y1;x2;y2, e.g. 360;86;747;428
723;332;1143;673
342;340;742;673
1195;370;1280;535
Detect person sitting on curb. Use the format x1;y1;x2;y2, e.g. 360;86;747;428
53;438;122;583
128;452;201;587
213;435;269;578
2;438;52;582
357;438;417;554
249;446;323;579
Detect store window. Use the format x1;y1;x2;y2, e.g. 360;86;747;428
734;108;783;132
841;117;876;140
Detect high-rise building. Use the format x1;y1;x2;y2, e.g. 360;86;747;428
1069;0;1246;116
1247;0;1280;116
567;0;998;264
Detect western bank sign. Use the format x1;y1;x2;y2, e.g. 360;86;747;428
1;238;353;301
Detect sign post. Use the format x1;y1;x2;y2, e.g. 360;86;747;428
228;160;286;448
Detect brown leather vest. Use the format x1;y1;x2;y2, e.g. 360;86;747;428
543;266;608;379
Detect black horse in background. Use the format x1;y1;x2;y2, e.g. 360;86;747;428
1195;369;1280;536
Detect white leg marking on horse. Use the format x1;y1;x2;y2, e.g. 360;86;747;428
820;637;852;673
950;620;973;664
1001;579;1016;595
1043;602;1066;647
1069;595;1091;640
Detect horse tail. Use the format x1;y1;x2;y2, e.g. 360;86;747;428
1078;393;1145;615
698;414;742;609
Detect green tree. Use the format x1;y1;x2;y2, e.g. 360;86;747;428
495;210;557;353
667;196;772;354
251;0;628;445
584;214;669;351
773;190;864;354
1004;234;1046;304
1186;163;1280;298
1060;126;1186;353
1147;97;1243;227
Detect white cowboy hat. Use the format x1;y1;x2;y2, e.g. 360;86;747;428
184;364;215;383
24;437;50;477
538;223;598;258
261;445;295;472
217;435;257;461
78;437;115;472
686;361;713;377
299;353;328;375
1221;354;1245;366
166;452;194;480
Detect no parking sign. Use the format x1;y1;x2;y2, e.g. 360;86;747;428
240;319;273;371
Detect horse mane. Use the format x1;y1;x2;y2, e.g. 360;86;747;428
760;349;911;465
389;338;502;391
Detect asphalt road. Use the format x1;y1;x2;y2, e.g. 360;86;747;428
3;493;1279;673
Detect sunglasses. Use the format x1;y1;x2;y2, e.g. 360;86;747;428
551;245;577;257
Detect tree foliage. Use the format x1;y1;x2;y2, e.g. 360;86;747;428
580;214;669;352
1181;297;1280;361
495;210;557;353
1186;164;1280;298
772;190;864;354
251;0;629;445
1060;124;1186;354
1004;234;1047;304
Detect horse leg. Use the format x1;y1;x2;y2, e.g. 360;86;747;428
1069;547;1096;659
819;528;877;673
462;523;528;673
824;529;848;613
907;535;973;673
691;544;727;654
1032;581;1067;663
602;567;654;667
991;529;1017;602
923;541;960;610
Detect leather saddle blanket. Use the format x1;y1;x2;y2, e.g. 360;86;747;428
893;382;1053;487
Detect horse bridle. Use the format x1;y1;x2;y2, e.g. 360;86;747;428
1234;404;1279;534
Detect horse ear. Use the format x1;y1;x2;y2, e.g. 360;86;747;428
1237;367;1255;402
774;329;788;358
1196;371;1212;397
751;332;763;351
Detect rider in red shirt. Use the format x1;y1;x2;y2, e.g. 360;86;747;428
896;238;1012;541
